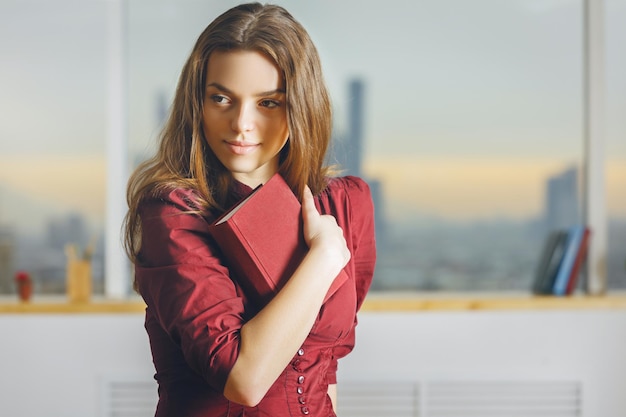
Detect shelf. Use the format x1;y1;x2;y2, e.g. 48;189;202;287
362;292;626;311
1;292;626;314
0;297;146;314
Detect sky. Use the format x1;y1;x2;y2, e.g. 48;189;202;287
0;0;625;233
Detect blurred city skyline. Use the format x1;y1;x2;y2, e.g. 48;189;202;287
1;0;625;234
0;1;624;292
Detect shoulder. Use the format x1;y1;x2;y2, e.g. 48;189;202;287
322;175;372;201
137;187;214;247
136;187;219;266
139;187;216;222
320;175;374;215
141;187;199;210
317;175;374;226
325;175;371;191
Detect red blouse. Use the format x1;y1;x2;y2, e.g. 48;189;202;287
135;176;376;417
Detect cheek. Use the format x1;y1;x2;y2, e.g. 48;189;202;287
202;110;223;140
259;116;289;145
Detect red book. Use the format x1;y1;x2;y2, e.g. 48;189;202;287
565;227;591;295
208;173;348;308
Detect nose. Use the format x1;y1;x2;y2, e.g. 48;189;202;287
232;103;255;133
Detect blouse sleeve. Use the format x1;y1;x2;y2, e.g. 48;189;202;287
135;188;244;393
326;176;377;383
346;176;377;311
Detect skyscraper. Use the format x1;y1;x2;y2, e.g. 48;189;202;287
345;79;364;177
545;166;580;231
331;78;387;250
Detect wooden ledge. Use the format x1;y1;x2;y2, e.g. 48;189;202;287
0;297;146;314
361;292;626;311
1;293;626;314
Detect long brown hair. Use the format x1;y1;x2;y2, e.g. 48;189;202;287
123;3;333;262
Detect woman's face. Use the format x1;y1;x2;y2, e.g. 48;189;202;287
202;49;289;188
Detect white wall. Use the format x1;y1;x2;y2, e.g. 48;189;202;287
1;310;625;417
0;314;154;417
339;310;626;417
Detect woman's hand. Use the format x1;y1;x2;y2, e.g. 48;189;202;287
301;185;351;274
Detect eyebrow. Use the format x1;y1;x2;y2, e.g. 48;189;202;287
206;82;285;97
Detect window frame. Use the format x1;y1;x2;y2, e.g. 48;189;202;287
583;0;608;295
105;0;130;298
104;0;611;298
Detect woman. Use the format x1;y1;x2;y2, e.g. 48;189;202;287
124;3;376;416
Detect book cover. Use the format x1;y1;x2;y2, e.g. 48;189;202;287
565;227;591;295
208;173;348;308
532;230;568;295
552;225;586;296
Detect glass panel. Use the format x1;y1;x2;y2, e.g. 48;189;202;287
128;1;219;163
329;0;584;292
606;0;626;289
0;1;107;296
126;0;584;293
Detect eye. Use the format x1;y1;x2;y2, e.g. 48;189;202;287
210;94;230;105
259;99;281;109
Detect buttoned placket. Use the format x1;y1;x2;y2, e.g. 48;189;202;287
291;347;309;415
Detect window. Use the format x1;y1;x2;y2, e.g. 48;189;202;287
1;0;621;298
606;0;626;290
0;1;107;295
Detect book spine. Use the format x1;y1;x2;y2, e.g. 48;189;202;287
553;225;585;296
535;230;568;295
532;231;561;295
565;227;591;295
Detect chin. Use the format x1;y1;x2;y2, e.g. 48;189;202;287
227;162;260;176
221;156;278;183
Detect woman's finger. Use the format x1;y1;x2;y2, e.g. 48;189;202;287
301;185;321;244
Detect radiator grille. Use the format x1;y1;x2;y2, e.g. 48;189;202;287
338;380;582;417
100;376;157;417
337;381;418;417
100;377;581;417
425;380;581;417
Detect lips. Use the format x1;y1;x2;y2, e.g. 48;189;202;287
225;140;259;155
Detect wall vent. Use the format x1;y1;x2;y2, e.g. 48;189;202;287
337;381;418;417
100;375;157;417
337;380;581;417
100;376;581;417
424;380;581;417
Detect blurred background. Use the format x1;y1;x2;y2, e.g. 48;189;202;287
0;0;624;297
